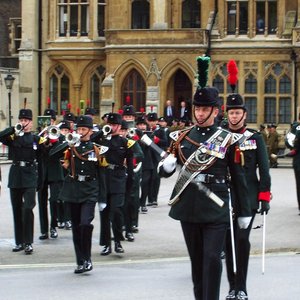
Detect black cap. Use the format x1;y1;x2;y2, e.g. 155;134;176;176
193;87;220;107
226;93;246;111
19;109;33;120
270;123;277;128
122;105;136;116
107;113;122;125
64;112;76;122
76;115;93;129
101;113;109;120
158;117;166;122
44;109;56;120
260;124;266;129
136;116;147;125
121;120;129;130
147;112;158;121
85;107;96;116
60;121;71;130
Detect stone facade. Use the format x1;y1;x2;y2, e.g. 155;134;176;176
4;0;300;132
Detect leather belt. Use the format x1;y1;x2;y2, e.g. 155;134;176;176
70;175;97;182
13;161;36;167
106;164;125;170
192;174;227;184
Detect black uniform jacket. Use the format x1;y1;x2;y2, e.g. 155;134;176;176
166;125;251;224
0;127;45;188
57;140;106;204
102;135;134;196
292;123;300;171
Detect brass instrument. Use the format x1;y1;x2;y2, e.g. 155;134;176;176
101;124;112;140
47;125;61;139
14;123;24;136
65;132;81;146
127;128;136;138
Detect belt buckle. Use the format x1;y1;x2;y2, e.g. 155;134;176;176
77;174;86;182
19;161;26;167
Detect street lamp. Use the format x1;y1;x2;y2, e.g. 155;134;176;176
4;73;15;127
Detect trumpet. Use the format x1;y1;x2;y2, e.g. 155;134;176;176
14;123;24;136
65;132;81;146
102;124;112;136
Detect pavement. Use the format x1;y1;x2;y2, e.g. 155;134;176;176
0;157;299;299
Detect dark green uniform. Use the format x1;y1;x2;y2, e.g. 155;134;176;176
225;128;271;297
0;127;45;250
163;125;250;300
291;123;300;212
56;139;106;270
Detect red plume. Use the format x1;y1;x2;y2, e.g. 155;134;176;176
227;60;238;92
126;96;131;104
150;105;153;112
86;99;90;106
67;102;71;110
118;109;124;115
140;107;145;113
47;97;51;108
77;107;80;115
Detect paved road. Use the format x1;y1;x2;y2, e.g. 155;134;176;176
0;159;299;299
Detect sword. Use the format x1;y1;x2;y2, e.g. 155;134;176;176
195;181;225;207
262;211;266;274
228;188;237;274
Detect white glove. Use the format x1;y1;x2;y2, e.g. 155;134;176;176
162;154;177;173
237;216;252;229
98;202;107;212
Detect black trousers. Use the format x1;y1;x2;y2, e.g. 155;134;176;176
294;168;300;210
140;168;160;206
100;193;124;246
124;171;141;231
181;221;227;300
225;213;256;293
69;201;95;265
10;187;36;245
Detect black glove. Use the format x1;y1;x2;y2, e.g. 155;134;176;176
259;200;270;215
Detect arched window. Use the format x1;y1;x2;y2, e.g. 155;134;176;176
264;62;292;124
182;0;200;28
58;0;89;37
122;69;146;112
90;65;106;113
49;65;70;114
245;74;257;94
132;0;149;29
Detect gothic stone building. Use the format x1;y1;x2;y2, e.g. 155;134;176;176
9;0;300;131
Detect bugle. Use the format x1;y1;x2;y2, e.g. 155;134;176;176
47;125;61;139
14;123;24;136
65;132;81;146
127;128;136;138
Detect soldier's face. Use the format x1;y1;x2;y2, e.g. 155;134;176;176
193;106;218;127
77;127;92;141
136;123;147;131
108;123;121;135
123;115;135;122
19;118;32;132
227;109;247;129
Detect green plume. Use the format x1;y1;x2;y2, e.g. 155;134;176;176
196;56;210;89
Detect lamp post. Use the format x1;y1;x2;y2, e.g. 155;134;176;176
4;73;15;127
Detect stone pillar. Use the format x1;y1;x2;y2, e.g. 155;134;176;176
19;0;39;121
153;0;167;29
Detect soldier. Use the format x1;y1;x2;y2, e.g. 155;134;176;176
0;109;46;254
85;107;100;132
224;92;271;300
158;116;171;147
267;124;280;168
159;56;251;300
143;112;168;208
37;109;63;240
259;124;268;145
55;121;72;230
63;112;76;132
119;120;144;240
95;113;134;255
54;115;107;273
122;104;136;128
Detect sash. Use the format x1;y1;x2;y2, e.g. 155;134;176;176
168;128;233;206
